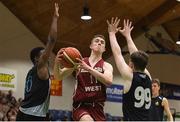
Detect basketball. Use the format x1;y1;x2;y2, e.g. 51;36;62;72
60;47;82;68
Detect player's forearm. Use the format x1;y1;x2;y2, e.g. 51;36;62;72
53;61;75;80
53;62;63;80
48;16;58;42
43;16;58;61
167;113;173;121
163;98;174;122
109;32;122;56
125;35;138;54
88;67;112;86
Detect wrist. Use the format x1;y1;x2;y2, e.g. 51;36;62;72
53;16;58;20
54;18;58;21
109;32;116;35
125;35;132;40
87;66;92;72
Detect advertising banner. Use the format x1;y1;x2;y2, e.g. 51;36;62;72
50;75;62;96
0;68;17;91
106;84;123;103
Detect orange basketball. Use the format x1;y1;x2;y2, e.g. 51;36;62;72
61;47;82;68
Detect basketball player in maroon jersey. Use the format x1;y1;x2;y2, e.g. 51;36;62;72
54;35;113;121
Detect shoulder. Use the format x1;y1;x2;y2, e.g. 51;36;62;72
28;66;36;73
162;97;168;106
162;97;167;101
144;69;152;80
104;61;112;66
104;61;113;69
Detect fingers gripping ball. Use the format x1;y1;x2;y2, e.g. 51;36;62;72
60;47;82;68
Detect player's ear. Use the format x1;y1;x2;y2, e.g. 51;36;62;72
35;56;39;60
128;60;133;69
89;44;92;49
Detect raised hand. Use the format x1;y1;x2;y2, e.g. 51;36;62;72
55;48;65;63
107;17;121;34
75;58;91;71
119;19;134;38
54;3;59;18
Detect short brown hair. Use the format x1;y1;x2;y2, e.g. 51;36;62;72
93;34;105;40
152;79;160;86
130;51;149;71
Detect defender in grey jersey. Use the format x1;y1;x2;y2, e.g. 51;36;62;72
16;3;59;121
107;18;152;120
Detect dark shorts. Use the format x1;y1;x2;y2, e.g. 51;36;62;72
72;102;105;121
16;110;47;121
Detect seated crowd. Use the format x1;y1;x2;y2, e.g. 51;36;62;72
0;90;122;121
0;90;22;121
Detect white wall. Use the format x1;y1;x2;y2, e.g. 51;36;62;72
49;76;75;110
0;1;179;117
0;2;44;98
134;26;180;85
169;99;180;112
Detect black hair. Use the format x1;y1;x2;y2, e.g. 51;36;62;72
130;50;149;71
30;47;44;65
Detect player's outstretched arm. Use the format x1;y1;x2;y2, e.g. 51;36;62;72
107;17;134;93
37;3;59;80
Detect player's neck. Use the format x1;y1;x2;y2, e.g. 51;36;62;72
152;93;159;98
134;69;144;73
89;52;102;62
89;53;102;67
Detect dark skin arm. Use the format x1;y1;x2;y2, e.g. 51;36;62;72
37;3;59;80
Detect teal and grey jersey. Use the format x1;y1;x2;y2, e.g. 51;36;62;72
20;91;50;117
20;65;50;117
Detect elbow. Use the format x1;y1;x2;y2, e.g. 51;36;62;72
104;78;113;86
112;47;120;53
106;82;112;86
48;35;57;43
112;48;121;56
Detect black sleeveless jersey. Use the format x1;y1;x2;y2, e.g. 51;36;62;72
21;66;50;108
123;72;152;121
149;96;164;121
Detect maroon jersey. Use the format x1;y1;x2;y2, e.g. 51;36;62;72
73;57;106;103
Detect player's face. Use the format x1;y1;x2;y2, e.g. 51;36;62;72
35;49;46;63
90;37;106;53
39;49;45;56
152;83;160;96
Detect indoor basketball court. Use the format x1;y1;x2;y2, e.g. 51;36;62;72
0;0;180;121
